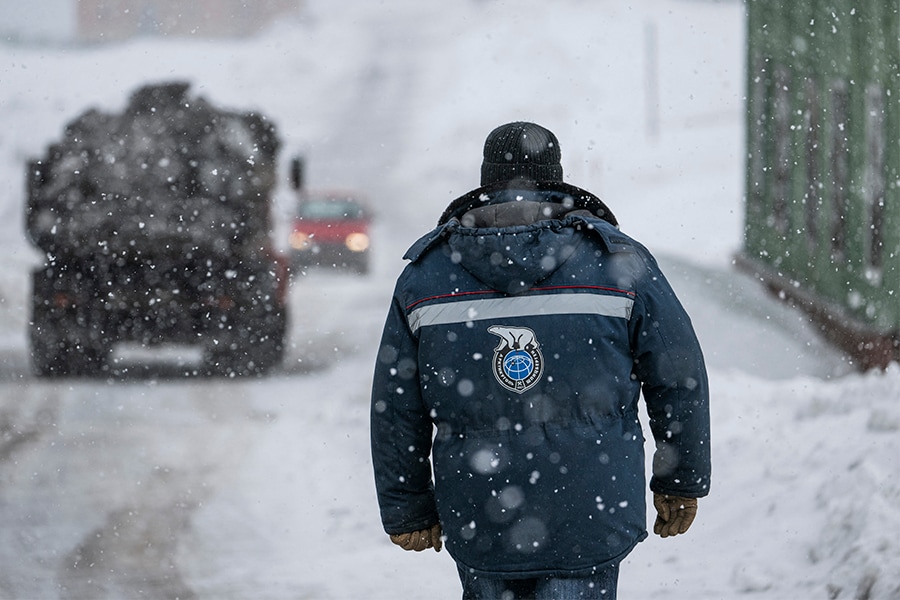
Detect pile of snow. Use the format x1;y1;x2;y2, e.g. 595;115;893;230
691;368;900;599
27;81;279;255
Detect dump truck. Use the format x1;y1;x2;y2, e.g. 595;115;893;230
26;82;289;376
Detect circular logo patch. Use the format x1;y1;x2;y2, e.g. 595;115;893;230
488;325;544;394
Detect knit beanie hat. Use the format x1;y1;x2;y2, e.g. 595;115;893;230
480;121;563;186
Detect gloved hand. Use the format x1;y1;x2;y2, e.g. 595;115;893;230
653;493;698;538
390;523;443;552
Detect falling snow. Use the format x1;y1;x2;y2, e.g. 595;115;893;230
0;0;898;599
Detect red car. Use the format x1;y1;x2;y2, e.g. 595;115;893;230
289;190;372;274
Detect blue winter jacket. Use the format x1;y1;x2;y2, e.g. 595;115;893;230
371;182;710;578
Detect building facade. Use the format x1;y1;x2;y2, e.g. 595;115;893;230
738;0;900;368
0;0;301;44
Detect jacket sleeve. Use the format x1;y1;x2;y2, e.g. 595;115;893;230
629;251;711;499
370;291;440;535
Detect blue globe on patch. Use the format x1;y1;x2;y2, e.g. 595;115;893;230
503;350;533;381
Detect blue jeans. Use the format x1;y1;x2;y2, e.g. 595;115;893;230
457;563;619;600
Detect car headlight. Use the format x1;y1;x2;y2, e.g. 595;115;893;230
289;231;313;250
345;232;370;252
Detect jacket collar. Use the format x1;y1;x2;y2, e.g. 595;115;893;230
437;180;617;227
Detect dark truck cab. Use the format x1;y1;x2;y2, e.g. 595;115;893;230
26;82;289;376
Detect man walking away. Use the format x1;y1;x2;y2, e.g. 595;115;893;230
371;121;710;599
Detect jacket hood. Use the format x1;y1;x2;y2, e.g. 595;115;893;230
452;207;590;295
409;185;619;295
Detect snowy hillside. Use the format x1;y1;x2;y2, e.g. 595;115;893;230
1;0;898;598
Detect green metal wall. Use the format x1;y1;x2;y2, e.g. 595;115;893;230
743;0;900;334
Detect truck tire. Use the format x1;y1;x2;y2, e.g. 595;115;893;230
204;310;286;377
30;324;66;377
30;316;107;377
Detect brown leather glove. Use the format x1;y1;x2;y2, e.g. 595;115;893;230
389;523;443;552
653;493;698;538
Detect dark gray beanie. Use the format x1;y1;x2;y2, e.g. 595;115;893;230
480;121;563;186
